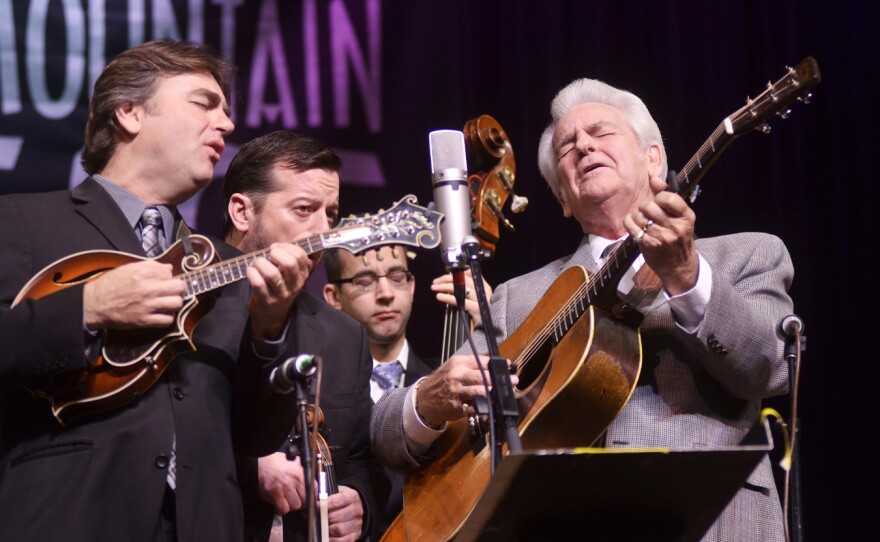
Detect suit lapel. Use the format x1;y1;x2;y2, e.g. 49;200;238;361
403;350;432;385
562;236;598;275
71;177;144;255
292;292;324;358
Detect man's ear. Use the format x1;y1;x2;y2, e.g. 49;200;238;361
323;283;342;309
646;143;664;179
227;193;254;234
115;102;144;137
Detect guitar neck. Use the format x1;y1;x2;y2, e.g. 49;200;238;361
179;234;328;298
553;118;746;338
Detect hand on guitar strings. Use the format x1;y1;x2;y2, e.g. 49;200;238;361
624;174;700;296
247;242;313;340
83;260;185;330
430;270;494;325
416;355;518;427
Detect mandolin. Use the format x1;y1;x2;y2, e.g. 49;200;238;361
13;195;442;425
385;57;821;541
440;115;527;361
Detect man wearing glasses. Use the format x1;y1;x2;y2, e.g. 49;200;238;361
322;246;434;535
323;246;432;401
324;245;497;535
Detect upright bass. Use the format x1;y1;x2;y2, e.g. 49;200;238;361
440;114;528;360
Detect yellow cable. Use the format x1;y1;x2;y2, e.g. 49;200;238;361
761;407;792;471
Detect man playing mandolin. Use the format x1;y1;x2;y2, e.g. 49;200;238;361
223;130;377;542
0;40;311;541
373;77;792;540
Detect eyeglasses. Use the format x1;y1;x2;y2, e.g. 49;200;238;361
333;269;413;292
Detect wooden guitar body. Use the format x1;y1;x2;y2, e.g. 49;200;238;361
387;266;642;541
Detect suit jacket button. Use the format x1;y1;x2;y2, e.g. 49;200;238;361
155;455;169;469
173;388;185;400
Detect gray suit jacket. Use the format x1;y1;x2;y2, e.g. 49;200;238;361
372;232;791;541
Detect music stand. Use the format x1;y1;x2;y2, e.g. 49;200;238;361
454;419;775;541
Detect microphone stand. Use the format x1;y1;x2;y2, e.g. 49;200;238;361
782;322;806;542
293;374;318;542
461;237;522;473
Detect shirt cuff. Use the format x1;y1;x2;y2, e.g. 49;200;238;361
664;254;713;334
402;378;447;455
251;321;290;364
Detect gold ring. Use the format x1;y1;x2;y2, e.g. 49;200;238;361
275;280;284;290
643;219;654;231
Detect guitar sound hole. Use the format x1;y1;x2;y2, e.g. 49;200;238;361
516;338;553;391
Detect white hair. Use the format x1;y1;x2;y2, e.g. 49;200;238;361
537;78;668;203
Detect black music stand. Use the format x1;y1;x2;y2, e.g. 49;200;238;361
454;419;775;541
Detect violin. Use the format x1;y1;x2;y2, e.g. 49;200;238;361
297;404;337;542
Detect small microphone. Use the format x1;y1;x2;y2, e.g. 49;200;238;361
429;130;471;270
778;314;806;362
778;314;805;337
269;354;319;394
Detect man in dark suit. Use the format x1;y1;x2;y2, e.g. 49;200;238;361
0;40;306;541
223;131;375;541
322;246;434;535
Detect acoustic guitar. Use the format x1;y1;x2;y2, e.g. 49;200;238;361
13;195;442;425
384;57;821;541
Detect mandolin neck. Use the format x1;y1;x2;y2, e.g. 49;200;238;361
178;234;327;299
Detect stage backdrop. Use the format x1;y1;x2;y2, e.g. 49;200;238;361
1;1;877;538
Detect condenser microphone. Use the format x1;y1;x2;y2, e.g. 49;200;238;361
430;130;471;270
269;354;319;394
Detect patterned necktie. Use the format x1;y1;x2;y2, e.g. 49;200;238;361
140;207;175;487
372;361;404;393
140;207;163;257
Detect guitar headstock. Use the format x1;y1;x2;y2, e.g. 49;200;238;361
727;56;821;136
328;194;443;254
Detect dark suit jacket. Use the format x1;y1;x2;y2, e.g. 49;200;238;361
0;178;287;541
236;292;376;542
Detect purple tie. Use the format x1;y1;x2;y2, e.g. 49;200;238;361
373;362;403;393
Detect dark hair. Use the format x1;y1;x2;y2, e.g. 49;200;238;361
82;39;232;174
323;245;410;283
323;249;347;282
222;131;342;237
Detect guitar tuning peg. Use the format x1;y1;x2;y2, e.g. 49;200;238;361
777;109;792;120
511;194;529;213
798;93;813;105
756;123;772;134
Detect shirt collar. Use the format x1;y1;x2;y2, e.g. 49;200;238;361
373;340;410;371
